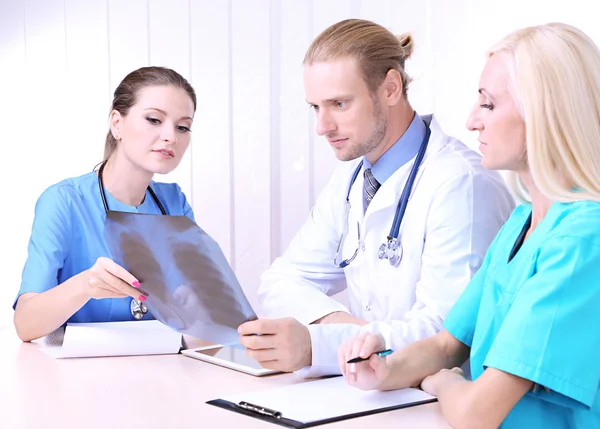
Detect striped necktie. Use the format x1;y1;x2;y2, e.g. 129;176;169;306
363;168;381;209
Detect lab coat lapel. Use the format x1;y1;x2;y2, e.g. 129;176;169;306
348;170;365;224
362;114;447;221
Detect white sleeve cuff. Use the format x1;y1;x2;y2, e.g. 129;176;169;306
294;323;363;378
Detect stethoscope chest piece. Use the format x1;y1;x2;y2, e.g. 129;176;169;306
130;299;149;320
378;238;403;266
97;160;164;321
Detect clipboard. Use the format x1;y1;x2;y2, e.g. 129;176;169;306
206;376;437;428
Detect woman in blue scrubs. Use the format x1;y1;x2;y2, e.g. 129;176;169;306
338;23;600;428
13;66;197;342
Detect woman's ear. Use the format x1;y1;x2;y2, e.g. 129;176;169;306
109;110;122;140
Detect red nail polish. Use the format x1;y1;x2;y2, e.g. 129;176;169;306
132;281;140;287
138;295;146;302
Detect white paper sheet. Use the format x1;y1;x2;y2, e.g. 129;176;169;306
219;376;436;423
41;320;182;358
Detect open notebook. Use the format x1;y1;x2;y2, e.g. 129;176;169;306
41;320;182;358
208;376;436;428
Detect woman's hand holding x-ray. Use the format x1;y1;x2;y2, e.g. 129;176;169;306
82;256;145;301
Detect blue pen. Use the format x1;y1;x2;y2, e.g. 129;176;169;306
346;349;393;364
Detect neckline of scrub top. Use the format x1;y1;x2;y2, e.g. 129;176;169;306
506;203;561;266
508;212;532;263
103;186;158;214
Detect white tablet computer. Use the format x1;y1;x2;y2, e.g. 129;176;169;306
181;345;282;377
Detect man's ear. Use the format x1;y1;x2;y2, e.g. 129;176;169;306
382;69;403;106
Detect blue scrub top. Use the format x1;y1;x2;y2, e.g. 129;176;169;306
14;171;196;323
444;202;600;428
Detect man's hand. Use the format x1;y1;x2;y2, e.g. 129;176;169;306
238;318;312;372
313;311;368;325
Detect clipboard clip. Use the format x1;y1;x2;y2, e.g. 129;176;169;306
237;401;283;419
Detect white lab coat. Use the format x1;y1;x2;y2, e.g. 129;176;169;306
258;115;516;377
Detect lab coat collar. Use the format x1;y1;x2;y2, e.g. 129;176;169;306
349;114;447;221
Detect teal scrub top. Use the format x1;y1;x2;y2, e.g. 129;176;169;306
14;171;196;323
445;202;600;428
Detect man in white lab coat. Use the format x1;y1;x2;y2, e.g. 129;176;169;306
238;19;515;377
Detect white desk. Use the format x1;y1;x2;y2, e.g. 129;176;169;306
0;327;450;429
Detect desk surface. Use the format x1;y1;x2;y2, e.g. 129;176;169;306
0;327;450;429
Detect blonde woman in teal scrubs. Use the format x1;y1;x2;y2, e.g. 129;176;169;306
337;23;600;428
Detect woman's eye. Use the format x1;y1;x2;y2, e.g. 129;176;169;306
146;117;161;124
480;103;494;111
177;126;191;133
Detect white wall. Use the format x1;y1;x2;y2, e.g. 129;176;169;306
1;0;598;328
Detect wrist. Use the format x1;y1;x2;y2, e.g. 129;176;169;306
379;354;401;390
303;328;312;367
74;271;92;302
437;373;468;398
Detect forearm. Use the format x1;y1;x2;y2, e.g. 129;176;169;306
14;272;90;342
380;332;467;391
435;369;531;429
437;379;477;428
259;282;348;324
313;311;368;326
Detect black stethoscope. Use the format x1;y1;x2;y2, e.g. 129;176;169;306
97;161;166;319
333;122;431;268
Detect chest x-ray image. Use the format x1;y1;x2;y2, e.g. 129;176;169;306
104;211;257;345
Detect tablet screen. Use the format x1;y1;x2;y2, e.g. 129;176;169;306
193;346;264;370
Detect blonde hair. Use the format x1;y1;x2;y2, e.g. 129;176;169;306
304;19;414;97
488;23;600;203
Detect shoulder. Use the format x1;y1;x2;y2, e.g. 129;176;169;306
420;120;506;193
314;159;362;199
496;204;532;237
430;139;502;185
330;159;363;183
149;180;192;216
547;201;600;246
508;203;532;221
149;181;187;203
35;172;97;211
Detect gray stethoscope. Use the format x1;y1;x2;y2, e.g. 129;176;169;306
97;161;167;319
333;123;431;268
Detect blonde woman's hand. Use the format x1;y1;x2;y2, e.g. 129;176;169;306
338;331;391;390
421;367;465;396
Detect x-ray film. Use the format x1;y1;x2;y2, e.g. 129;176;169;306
104;211;257;345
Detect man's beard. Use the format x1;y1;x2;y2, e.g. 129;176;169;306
338;103;388;161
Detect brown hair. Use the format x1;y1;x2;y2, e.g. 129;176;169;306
304;19;413;97
104;66;197;160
